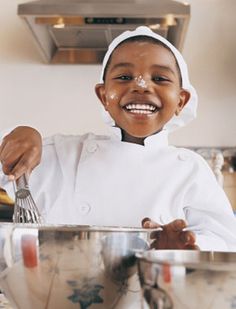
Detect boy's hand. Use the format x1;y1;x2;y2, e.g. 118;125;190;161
0;126;42;180
142;217;199;250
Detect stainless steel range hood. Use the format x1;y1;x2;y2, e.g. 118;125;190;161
18;0;190;64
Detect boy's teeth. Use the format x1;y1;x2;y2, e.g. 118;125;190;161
130;109;153;114
125;103;157;112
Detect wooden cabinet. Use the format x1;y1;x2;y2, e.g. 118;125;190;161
223;172;236;212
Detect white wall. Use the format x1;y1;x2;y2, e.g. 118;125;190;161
1;0;236;147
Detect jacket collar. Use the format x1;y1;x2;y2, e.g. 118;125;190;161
109;126;169;150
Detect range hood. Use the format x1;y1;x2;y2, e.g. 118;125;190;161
18;0;190;64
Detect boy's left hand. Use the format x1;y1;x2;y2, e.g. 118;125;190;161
142;218;199;250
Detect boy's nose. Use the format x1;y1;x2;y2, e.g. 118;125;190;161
132;76;152;93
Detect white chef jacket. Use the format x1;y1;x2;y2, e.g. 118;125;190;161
1;127;236;252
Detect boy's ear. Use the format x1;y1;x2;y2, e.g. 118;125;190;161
95;83;107;109
175;89;191;116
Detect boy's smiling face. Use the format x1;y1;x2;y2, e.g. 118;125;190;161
95;40;190;144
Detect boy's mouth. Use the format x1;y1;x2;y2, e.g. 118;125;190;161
123;103;160;115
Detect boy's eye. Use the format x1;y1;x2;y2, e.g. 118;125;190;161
153;76;170;82
115;75;132;81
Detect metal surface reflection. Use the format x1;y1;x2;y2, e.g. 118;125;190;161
137;250;236;309
0;224;151;309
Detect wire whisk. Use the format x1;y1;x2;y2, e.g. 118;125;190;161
13;174;42;224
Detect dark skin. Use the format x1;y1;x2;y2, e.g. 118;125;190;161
142;218;198;250
0;126;42;180
96;41;190;146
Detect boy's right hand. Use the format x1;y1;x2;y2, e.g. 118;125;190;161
0;126;42;180
142;218;199;250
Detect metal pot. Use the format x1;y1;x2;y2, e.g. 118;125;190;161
0;223;152;309
137;250;236;309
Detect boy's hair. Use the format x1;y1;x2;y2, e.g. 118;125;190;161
102;35;182;87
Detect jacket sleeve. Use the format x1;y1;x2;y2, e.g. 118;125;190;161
183;153;236;251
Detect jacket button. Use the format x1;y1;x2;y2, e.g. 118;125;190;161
86;141;98;153
80;202;91;215
178;152;189;161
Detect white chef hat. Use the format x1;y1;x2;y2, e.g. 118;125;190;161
99;26;198;132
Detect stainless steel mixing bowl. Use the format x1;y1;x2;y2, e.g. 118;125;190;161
0;223;152;309
137;250;236;309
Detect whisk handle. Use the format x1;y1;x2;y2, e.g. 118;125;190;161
14;174;29;191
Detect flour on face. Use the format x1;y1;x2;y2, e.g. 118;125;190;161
134;75;148;89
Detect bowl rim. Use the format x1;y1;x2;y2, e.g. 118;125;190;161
0;222;157;233
136;250;236;271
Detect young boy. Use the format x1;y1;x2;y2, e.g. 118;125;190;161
0;26;236;251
